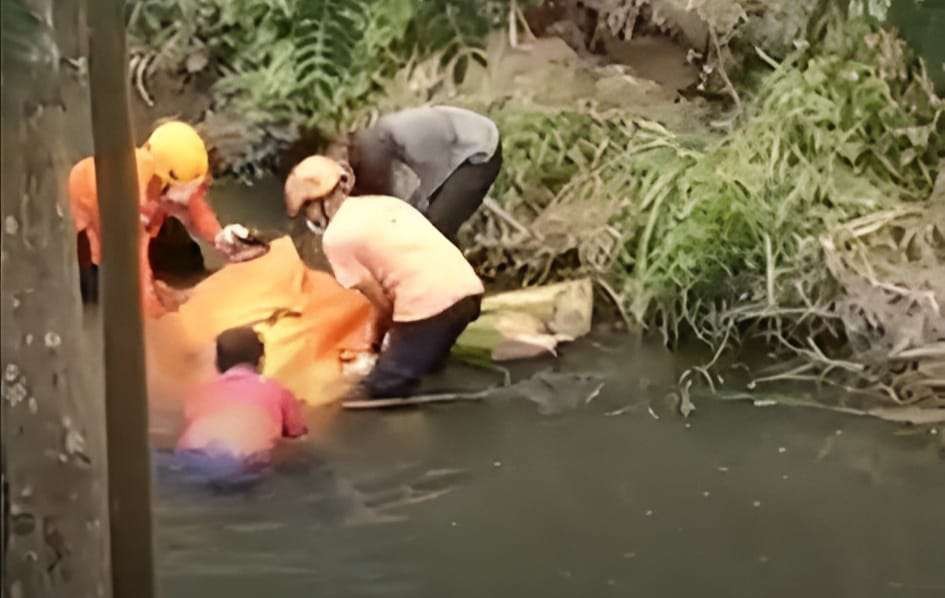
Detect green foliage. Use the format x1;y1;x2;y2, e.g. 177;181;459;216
457;15;942;403
468;17;942;353
406;0;498;57
632;18;941;314
126;2;942;403
127;0;500;173
492;110;607;205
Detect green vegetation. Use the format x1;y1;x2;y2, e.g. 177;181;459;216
465;16;942;405
128;1;943;408
127;0;504;172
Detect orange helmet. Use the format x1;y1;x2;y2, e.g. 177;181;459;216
284;155;346;218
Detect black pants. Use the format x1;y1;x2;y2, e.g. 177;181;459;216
148;218;205;277
362;295;483;399
77;231;99;304
425;142;502;241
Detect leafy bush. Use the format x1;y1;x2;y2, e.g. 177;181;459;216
461;16;942;404
128;2;942;405
127;0;503;173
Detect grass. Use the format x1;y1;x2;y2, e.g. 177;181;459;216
126;0;505;174
460;16;943;405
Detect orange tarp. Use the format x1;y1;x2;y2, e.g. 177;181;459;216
146;237;377;407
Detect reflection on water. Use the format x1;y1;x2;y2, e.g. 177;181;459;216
154;332;944;598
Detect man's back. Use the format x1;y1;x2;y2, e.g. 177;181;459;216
352;106;500;207
177;365;306;458
322;195;484;323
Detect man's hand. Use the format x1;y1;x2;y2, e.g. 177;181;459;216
365;315;392;352
214;223;270;262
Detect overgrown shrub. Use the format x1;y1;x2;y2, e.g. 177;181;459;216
127;0;505;173
462;16;943;404
128;2;942;406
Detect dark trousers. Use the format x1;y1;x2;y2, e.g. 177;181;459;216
425;142;502;241
77;231;99;304
362;295;483;399
148;217;205;277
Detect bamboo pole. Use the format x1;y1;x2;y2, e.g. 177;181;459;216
86;1;155;596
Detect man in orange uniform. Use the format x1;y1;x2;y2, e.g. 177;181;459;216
68;121;254;317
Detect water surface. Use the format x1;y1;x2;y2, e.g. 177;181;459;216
154;332;944;598
149;179;945;597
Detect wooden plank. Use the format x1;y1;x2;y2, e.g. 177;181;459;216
88;0;155;594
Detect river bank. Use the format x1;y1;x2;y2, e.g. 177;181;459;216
123;2;944;419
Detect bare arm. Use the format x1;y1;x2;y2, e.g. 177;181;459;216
279;388;308;438
184;184;223;242
354;277;393;342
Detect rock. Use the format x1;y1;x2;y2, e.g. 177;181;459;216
456;311;559;362
455;279;593;362
481;278;593;338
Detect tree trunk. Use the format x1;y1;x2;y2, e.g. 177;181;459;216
1;1;110;596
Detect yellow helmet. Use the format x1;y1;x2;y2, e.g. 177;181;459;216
145;121;209;184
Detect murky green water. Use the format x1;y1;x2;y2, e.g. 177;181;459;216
153;180;944;598
154;332;944;598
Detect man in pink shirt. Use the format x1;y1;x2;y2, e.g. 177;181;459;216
176;327;308;482
285;156;485;400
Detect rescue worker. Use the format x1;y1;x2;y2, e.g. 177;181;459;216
68;121;259;317
284;156;484;399
305;105;502;243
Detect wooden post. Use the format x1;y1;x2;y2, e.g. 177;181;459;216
86;0;155;596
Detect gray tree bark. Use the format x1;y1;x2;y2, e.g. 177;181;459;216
1;1;110;596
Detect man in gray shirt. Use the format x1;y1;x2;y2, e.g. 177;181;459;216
337;105;502;242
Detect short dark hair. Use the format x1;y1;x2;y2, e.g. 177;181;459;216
215;327;264;373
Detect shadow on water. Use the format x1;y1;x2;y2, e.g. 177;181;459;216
152;179;944;598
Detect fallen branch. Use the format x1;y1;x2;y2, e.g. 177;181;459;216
482;196;536;238
594;277;634;331
889;342;945;361
342;388;495;410
709;27;742;115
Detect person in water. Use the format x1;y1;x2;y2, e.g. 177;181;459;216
175;327;308;484
68;120;261;316
284;156;485;400
292;105;502;242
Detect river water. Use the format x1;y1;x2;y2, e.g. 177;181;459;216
148;181;945;598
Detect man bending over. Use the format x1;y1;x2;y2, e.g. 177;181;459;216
284;156;484;400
